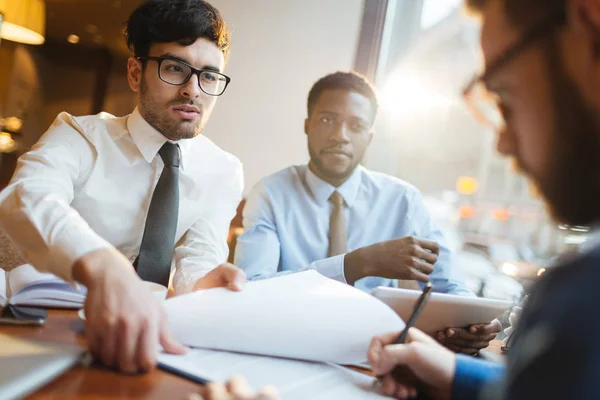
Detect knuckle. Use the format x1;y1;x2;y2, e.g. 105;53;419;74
100;312;117;329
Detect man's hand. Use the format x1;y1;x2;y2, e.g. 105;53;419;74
368;328;455;400
436;319;502;355
188;376;279;400
73;248;187;373
344;236;440;285
193;263;247;291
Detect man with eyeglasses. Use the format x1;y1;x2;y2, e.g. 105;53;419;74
0;0;245;374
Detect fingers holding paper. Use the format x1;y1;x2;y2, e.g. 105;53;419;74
190;376;279;400
436;319;502;355
74;248;187;373
193;263;247;291
368;328;455;400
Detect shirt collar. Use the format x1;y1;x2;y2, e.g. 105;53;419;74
127;107;190;171
304;164;362;208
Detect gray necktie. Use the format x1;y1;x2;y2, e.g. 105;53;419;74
327;191;347;257
134;142;180;287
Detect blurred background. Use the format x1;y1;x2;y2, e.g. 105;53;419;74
0;0;591;301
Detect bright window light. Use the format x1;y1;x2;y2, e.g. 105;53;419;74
380;73;456;121
421;0;461;30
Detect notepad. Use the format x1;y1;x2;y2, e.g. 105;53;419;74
158;348;390;400
164;270;405;365
0;265;86;309
371;286;513;335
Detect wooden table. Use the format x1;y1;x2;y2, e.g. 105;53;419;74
1;310;505;399
0;310;200;399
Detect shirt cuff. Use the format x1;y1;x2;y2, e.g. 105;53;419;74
310;254;347;283
452;354;505;400
49;229;113;283
172;264;212;295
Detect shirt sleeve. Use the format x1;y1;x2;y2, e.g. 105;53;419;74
233;181;282;280
0;113;113;282
172;159;244;294
452;354;505;400
409;190;473;296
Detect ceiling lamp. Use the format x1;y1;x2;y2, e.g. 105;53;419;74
0;0;46;45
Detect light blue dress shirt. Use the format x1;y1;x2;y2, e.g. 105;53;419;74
234;164;472;295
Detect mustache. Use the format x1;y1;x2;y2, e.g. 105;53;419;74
168;98;203;111
320;147;352;157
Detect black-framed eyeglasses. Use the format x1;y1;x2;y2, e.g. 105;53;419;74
137;56;231;96
462;10;566;131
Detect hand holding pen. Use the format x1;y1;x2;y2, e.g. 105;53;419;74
368;283;457;399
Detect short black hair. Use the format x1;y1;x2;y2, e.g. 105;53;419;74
307;71;378;119
125;0;230;59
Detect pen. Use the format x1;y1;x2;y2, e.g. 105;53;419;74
394;282;433;344
375;282;433;384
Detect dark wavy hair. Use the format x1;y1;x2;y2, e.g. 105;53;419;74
125;0;230;59
307;71;378;120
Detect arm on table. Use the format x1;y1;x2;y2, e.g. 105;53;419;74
234;181;349;283
0;113;186;372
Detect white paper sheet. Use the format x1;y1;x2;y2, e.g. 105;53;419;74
164;271;404;365
158;348;392;400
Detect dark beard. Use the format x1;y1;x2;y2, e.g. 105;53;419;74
307;145;355;182
524;40;600;226
139;79;204;140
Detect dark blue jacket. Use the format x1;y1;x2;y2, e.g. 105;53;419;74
452;245;600;399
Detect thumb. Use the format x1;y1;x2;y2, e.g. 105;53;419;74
193;264;246;291
159;316;188;355
219;264;246;291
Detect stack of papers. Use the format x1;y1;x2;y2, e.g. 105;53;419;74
161;271;404;397
164;270;405;364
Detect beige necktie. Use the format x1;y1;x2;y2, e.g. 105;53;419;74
396;280;422;290
328;191;347;257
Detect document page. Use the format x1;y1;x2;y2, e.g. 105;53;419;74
158;348;391;400
164;271;404;365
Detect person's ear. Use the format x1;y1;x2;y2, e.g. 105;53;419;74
562;0;600;108
304;118;309;135
127;57;143;93
568;0;600;57
368;130;374;145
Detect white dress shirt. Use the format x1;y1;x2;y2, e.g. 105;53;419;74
0;108;243;294
235;165;472;295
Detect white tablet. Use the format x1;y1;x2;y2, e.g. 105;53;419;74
371;287;513;336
